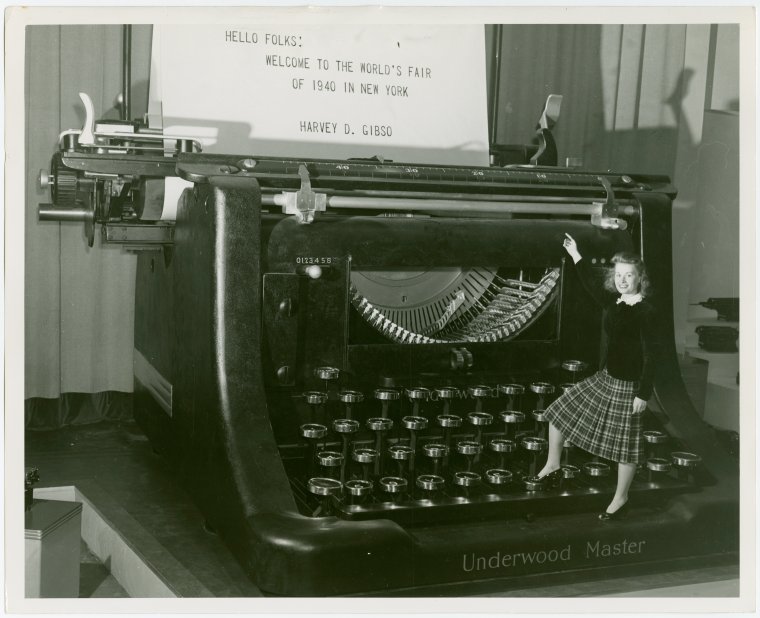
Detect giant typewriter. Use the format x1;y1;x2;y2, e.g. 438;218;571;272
38;96;739;595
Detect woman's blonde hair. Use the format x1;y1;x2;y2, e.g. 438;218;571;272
603;252;651;297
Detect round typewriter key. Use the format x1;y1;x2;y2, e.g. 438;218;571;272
500;410;525;441
389;444;414;480
333;419;360;434
352;447;379;464
317;451;343;466
374;388;400;401
405;387;430;400
367;417;393;431
416;474;445;494
521;436;548;451
485;468;512;486
389;445;414;460
402;415;428;431
559;383;576;394
647;457;672;473
529;381;555;411
521;436;548;476
453;471;481;497
644;430;668;443
307;477;343;497
530;382;555;394
497;383;525;412
303;391;328;405
317;450;343;468
671;451;702;468
489;438;516;470
456;440;482;472
379;476;408;502
456;440;483;456
435;387;460;415
532;409;550;439
582;461;611;479
468;385;492;398
467;412;494;426
559;464;580;489
314;367;340;381
344;479;373;505
301;423;328;478
300;423;328;440
339;390;364;403
523;476;544;492
422;443;449;458
561;360;588;384
422;443;448;476
437;414;463;428
498;383;525;395
307;477;342;517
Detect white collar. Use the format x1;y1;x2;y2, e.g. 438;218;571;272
617;293;643;306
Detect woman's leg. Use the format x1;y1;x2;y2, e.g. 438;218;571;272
605;462;637;513
536;422;564;478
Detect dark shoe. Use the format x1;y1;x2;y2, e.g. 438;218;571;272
536;468;561;482
598;500;630;521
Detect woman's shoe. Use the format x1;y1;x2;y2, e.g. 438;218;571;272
598;500;630;521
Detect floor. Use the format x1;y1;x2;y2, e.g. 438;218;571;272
25;420;740;599
79;540;128;597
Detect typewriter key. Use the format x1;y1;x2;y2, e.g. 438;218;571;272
646;457;672;482
468;385;493;413
317;450;344;481
489;438;517;470
389;444;414;481
352;448;379;481
416;474;445;498
333;419;360;482
314;367;340;398
453;471;481;498
671;451;702;482
582;461;611;487
497;383;525;412
301;423;328;478
485;468;512;488
367;417;393;476
302;391;328;424
521;436;548;477
405;387;430;418
435;387;461;416
338;390;364;420
422;443;448;477
343;479;373;506
561;359;588;384
532;409;550;440
500;410;525;441
307;477;342;517
456;440;483;472
643;430;669;460
529;382;556;411
379;476;408;503
374;388;400;420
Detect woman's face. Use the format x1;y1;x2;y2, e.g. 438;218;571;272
614;263;641;295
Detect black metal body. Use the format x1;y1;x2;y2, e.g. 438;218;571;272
132;159;738;596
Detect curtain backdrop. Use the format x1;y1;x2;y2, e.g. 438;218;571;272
25;25;151;400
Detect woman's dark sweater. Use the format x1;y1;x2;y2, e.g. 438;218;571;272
575;258;657;400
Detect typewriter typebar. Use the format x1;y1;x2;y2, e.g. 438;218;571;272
39;118;738;595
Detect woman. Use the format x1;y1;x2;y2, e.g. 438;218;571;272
535;233;658;520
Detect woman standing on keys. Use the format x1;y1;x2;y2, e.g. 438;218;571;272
535;233;658;520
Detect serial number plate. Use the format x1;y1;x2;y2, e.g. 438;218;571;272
295;256;336;265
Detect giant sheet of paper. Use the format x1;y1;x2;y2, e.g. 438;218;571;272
150;24;489;167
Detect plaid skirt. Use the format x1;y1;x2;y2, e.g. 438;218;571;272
544;369;644;463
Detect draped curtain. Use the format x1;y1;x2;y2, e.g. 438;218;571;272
25;26;152;423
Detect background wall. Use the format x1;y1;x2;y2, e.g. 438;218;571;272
25;24;740;425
